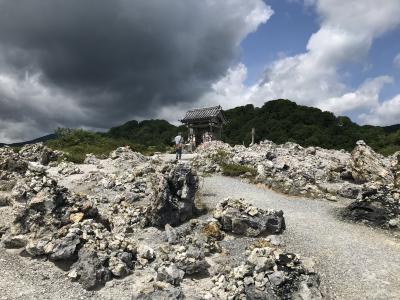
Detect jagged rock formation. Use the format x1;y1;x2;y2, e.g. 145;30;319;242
193;140;400;230
0;146;199;290
350;140;393;184
209;246;321;299
193;140;354;200
214;198;285;237
344;183;400;228
394;152;400;188
0;144;322;298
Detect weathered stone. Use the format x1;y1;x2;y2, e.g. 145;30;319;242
156;263;185;285
174;245;209;275
344;184;400;228
394;153;400;188
27;162;48;174
137;244;156;260
351;140;393;184
72;246;112;290
164;224;178;244
69;212;85;223
268;271;286;286
291;275;322;300
202;221;223;240
214;198;285;237
1;234;27;248
109;256;129;277
146;165;198;227
25;239;51;256
50;233;81;260
209;243;320;300
247;247;275;272
135;284;184;300
0;192;10;206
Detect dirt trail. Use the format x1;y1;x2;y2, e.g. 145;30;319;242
200;175;400;300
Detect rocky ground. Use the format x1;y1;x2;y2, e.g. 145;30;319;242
192;140;400;230
0;143;322;299
201;175;400;300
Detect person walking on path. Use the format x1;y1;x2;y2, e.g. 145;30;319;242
174;132;183;160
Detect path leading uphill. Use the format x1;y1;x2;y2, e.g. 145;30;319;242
200;175;400;300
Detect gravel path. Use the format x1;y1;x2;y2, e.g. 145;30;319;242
201;175;400;300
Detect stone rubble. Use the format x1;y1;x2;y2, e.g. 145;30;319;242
208;246;322;300
193;140;400;229
0;143;322;298
0;145;201;291
344;183;400;229
350;140;394;184
213;198;285;237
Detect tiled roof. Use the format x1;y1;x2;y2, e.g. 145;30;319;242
181;105;227;124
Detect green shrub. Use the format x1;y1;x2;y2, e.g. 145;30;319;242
11;146;21;153
220;162;256;177
46;128;165;163
210;149;231;164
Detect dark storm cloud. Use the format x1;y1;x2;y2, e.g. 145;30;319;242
0;0;268;142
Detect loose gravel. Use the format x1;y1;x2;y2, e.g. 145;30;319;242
201;175;400;300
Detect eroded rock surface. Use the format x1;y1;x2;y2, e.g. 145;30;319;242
350;140;393;184
214;198;285;237
0;143;323;298
193;140;400;229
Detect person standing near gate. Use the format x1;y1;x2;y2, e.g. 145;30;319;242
174;132;183;160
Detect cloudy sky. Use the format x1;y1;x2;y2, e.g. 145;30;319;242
0;0;399;143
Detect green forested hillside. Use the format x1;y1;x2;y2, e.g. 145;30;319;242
106;119;186;147
222;99;400;155
9;99;399;161
45;120;187;163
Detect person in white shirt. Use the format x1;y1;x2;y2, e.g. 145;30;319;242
174;132;183;160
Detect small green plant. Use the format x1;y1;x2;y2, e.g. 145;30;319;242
210;149;230;164
220;162;256;177
11;146;21;153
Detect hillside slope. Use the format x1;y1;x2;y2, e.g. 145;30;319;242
1;99;399;156
222;100;400;155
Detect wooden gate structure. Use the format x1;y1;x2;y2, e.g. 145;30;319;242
180;105;227;147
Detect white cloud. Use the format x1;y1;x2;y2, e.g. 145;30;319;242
319;76;394;114
359;94;400;126
198;0;400;125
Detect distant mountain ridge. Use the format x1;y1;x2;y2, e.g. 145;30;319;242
1;99;399;155
0;133;56;147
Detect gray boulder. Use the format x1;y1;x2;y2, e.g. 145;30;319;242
344;183;400;228
156;263;185;285
214;198;285;237
50;233;81;260
72;246;112;290
351;140;393;184
135;285;184;300
147;164;198;227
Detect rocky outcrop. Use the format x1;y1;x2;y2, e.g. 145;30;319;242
57;161;82;175
146;164;198;227
393;152;400;188
214;198;285;237
19;143;60;166
193;140;353;199
208;245;322;299
344;183;400;229
0;143;322;298
350;140;393;184
0;146;200;290
192;140;400;231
